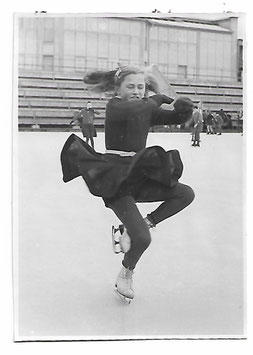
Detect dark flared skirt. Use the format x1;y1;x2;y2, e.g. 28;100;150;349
81;124;97;138
60;134;183;200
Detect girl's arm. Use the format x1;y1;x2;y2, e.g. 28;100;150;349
149;94;174;107
108;95;172;113
106;97;154;117
151;97;194;126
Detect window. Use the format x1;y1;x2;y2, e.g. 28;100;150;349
109;19;119;33
75;56;86;71
87;18;98;32
150;26;158;40
158;27;168;41
119;20;129;34
76;32;86;55
64;18;76;31
149;40;158;63
187;44;197;66
98;33;109;57
76;17;86;31
97;58;108;69
158;41;168;63
178;65;187;79
43;19;54;43
130;36;140;60
64;31;75;55
43;55;54;71
119;35;130;59
98;19;109;32
109;34;119;59
86;33;97;56
44;27;54;42
178;43;187;65
207;40;216;68
168;43;177;64
178;30;187;43
187;31;197;44
86;57;98;70
129;21;141;36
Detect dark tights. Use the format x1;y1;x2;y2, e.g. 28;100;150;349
85;137;94;149
107;182;195;270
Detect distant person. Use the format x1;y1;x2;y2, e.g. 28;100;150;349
237;110;243;134
190;104;203;146
212;113;218;134
226;113;232;130
215;113;224;135
206;111;215;135
70;101;100;149
218;109;227;122
202;109;208;132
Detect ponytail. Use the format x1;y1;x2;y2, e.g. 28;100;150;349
83;66;160;94
83;70;117;93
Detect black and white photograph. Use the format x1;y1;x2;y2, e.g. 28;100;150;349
11;6;248;344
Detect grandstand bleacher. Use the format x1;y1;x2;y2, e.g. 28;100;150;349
18;70;243;131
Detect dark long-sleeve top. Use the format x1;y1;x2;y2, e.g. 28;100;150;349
105;94;185;152
206;113;214;125
74;108;99;125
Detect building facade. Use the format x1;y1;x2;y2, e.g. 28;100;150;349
18;14;242;83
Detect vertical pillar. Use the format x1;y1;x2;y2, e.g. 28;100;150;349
143;21;151;67
196;31;201;80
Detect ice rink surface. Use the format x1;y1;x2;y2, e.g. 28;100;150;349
14;131;245;340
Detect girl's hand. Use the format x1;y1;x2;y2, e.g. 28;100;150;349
174;97;194;122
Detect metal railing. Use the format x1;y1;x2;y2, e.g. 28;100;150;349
18;55;241;84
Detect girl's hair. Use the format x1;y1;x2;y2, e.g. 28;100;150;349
83;66;159;94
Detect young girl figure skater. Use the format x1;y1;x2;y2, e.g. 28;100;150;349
61;66;195;303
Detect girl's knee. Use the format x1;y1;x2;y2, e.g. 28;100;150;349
184;185;195;205
140;229;152;249
129;223;151;250
176;184;195;206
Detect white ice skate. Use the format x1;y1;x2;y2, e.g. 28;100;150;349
112;225;131;254
114;266;134;304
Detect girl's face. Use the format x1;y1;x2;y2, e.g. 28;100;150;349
117;73;146;101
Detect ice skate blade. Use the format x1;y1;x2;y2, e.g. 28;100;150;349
114;289;133;304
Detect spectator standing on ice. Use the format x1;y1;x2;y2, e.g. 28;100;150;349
226;113;232;130
206;110;215;134
215;112;224;135
202;109;208;132
237;110;243;134
190;103;203;146
218;109;227;122
212;113;218;134
61;66;194;303
70;101;100;149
